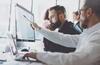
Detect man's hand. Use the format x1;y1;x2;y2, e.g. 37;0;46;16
23;52;37;59
30;22;41;31
45;24;56;30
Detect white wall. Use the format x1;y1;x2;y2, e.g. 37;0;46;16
0;0;10;36
0;0;82;52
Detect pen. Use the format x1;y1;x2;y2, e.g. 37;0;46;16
23;15;32;23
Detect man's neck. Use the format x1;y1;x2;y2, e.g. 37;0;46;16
73;20;79;24
60;19;66;27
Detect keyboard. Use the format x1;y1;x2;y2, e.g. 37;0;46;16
15;53;25;61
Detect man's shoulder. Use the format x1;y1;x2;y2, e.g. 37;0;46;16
87;29;100;40
65;20;73;23
65;20;74;26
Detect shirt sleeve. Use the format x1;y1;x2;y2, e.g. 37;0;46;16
36;32;100;65
38;28;80;48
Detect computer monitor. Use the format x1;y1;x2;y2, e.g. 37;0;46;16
15;4;35;42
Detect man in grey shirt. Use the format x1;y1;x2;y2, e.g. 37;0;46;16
23;0;100;65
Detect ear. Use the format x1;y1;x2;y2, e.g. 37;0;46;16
86;8;93;18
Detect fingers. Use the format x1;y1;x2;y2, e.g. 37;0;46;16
30;23;34;30
46;24;52;29
23;53;30;59
30;22;41;31
23;52;37;59
30;22;38;30
46;24;56;30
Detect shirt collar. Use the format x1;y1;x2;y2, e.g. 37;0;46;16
73;21;79;25
83;22;100;34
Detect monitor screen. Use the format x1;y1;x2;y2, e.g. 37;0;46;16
15;4;35;42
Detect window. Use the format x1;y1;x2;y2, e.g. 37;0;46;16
0;0;10;37
57;0;80;21
0;0;81;52
32;0;57;39
0;0;80;39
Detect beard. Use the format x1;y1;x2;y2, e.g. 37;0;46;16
80;16;89;29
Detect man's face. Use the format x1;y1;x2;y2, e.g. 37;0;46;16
47;9;61;30
49;9;58;23
79;7;89;29
73;13;79;21
79;0;91;29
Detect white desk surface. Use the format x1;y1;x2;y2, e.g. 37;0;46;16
3;61;44;65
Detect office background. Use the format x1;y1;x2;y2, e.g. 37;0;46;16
0;0;83;52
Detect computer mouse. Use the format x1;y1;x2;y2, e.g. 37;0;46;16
21;49;29;52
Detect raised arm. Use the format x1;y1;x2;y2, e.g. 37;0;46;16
39;28;79;48
31;22;80;48
23;30;100;65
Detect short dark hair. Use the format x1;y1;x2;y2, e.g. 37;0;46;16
84;0;100;17
73;11;79;16
44;9;49;20
49;5;66;18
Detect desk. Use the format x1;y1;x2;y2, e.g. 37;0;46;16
0;38;45;65
0;53;45;65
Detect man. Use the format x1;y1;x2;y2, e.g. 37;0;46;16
72;11;83;32
43;5;81;53
72;11;80;25
24;0;100;65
